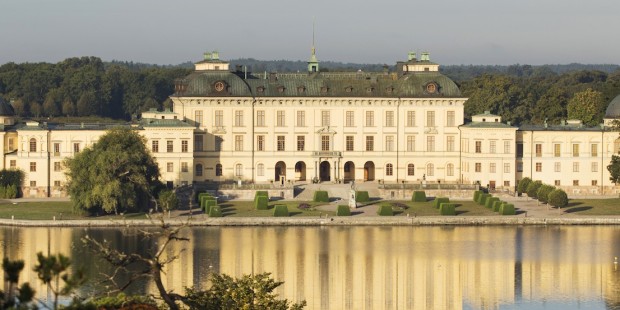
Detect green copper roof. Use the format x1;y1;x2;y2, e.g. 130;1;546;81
140;119;194;128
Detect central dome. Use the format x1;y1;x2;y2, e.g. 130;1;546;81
605;94;620;119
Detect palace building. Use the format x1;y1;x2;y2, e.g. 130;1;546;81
2;50;620;197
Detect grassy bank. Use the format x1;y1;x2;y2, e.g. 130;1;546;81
562;198;620;215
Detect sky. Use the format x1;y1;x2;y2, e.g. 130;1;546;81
1;0;619;66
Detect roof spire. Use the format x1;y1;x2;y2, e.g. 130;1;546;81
308;18;319;73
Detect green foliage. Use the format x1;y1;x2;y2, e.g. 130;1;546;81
517;177;532;194
412;191;427;202
567;88;606;126
336;205;351;216
273;205;289;217
0;169;24;188
439;203;456;216
34;252;86;310
377;204;393;216
0;184;18;199
196;192;213;203
200;196;216;210
183;273;306;310
255;196;269;210
204;200;217;214
485;197;499;209
492;200;503;212
86;293;158;309
526;180;543;199
499;203;516;215
433;197;449;209
209;205;223;217
355;191;370;203
548;189;569;208
313;191;329;203
64;127;160;214
255;191;269;199
158;189;178;212
473;190;482;202
0;258;35;309
537;184;555;204
607;155;620;184
477;193;491;205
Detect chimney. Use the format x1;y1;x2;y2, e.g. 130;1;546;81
407;52;417;61
211;51;219;60
421;52;430;61
203;52;212;60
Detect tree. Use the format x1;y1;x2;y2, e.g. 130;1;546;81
61;97;75;116
517;177;532;195
0;258;35;309
548;189;569;209
157;189;178;212
184;273;306;310
536;184;555;204
608;155;620;184
33;252;86;310
11;99;26;116
42;91;61;117
567;88;606;126
64;127;160;214
76;91;98;116
29;101;42;118
526;180;543;199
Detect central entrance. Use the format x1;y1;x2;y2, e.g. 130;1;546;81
344;161;355;183
364;161;375;181
319;161;331;182
275;161;286;182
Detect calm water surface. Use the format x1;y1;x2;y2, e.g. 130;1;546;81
0;226;618;310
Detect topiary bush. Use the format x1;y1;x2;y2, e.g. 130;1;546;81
336;205;351;216
478;193;491;205
209;205;223;217
499;203;516;215
255;196;269;210
197;192;212;203
201;196;216;210
439;203;456;215
433;197;449;209
485;197;499;209
537;184;555;204
355;191;370;203
548;189;568;209
313;191;329;203
204;199;217;214
377;204;393;216
526;180;543;199
492;200;503;212
412;191;427;202
273;204;289;217
517;177;532;195
473;190;483;202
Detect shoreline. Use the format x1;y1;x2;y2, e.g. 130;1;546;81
0;215;619;227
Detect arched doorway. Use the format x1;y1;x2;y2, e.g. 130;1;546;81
295;161;306;181
344;161;355;183
364;161;375;181
275;161;286;183
319;161;331;182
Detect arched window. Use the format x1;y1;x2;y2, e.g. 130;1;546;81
385;163;393;176
29;138;36;152
235;164;243;177
407;164;415;176
215;164;222;176
195;164;203;177
427;163;434;176
257;163;264;176
447;163;454;176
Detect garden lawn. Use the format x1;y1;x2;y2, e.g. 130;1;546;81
217;200;335;217
0;201;147;220
381;200;498;216
562;198;620;215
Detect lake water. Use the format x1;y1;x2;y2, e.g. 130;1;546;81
0;226;618;309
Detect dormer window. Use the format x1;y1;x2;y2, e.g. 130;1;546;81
386;86;394;94
277;86;285;93
425;82;437;94
366;87;374;93
214;81;226;92
345;86;353;93
297;86;305;93
257;86;265;93
321;86;329;93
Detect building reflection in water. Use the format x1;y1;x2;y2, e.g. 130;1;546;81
0;226;617;310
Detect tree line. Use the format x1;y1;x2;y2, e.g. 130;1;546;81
1;57;620;126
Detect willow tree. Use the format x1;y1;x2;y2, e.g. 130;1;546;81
64;127;160;214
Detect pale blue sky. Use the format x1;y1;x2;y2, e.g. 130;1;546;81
1;0;618;65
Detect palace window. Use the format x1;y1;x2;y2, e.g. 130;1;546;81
9;160;16;169
296;136;304;151
504;140;511;154
591;143;598;157
447;163;454;176
426;136;435;152
365;111;374;127
573;180;579;186
573;162;579;172
215;110;223;127
572;143;580;157
554;144;561;157
475;163;481;173
475;141;482;153
346;136;354;151
257;163;264;176
214;136;223;151
167;162;173;172
257;135;265;151
297;111;305;127
426;163;434;176
215;164;222;176
321;136;330;151
447;111;455;127
426;111;435;127
555;180;561;186
234;135;243;151
234;110;244;127
385;136;394;152
276;110;285;127
167;140;173;153
54;162;61;172
447;136;455;152
256;110;265;127
490;163;496;173
195;110;203;126
406;111;415;127
277;136;285;151
321;110;330;127
386;163;393;176
591;162;598;172
408;164;415;176
194;135;203;151
407;136;415;152
554;162;561;172
235;164;243;177
181;162;188;173
385;111;394;127
29;138;36;152
490;140;496;154
504;163;510;173
535;144;542;157
195;164;203;177
536;162;542;172
345;111;355;127
73;143;80;153
365;136;374;151
592;180;598;186
53;143;60;156
181;140;188;153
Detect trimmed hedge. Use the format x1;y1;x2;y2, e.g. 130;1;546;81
255;196;269;210
377;204;394;216
208;205;223;217
433;197;449;209
200;196;216;210
197;192;213;203
255;191;268;199
517;177;532;195
492;200;503;212
412;191;427;202
313;191;329;203
203;199;217;214
477;193;491;205
499;203;516;215
336;205;351;216
537;184;555;204
439;203;456;216
485;197;499;209
473;190;483;203
526;180;543;199
273;204;289;217
355;191;370;203
548;189;568;208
